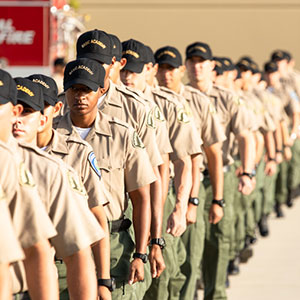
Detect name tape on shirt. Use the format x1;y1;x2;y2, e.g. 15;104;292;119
88;151;102;179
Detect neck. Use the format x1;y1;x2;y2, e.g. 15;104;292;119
189;78;211;93
70;109;97;128
37;127;53;148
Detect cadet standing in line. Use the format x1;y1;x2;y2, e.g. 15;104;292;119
26;74;112;300
153;45;227;300
0;69;59;300
120;40;202;300
185;42;256;300
55;58;156;299
12;77;105;300
75;31;167;279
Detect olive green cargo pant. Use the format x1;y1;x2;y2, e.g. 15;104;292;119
202;168;235;300
275;161;288;206
144;184;186;300
179;183;206;300
288;139;300;191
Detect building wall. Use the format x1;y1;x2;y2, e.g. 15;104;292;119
78;0;300;69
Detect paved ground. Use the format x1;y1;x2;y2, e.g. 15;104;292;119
197;198;300;300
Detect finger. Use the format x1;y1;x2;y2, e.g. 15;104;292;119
156;261;166;278
128;268;135;285
166;217;173;234
151;259;157;278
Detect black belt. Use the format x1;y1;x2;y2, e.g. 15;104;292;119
203;169;209;177
13;291;30;300
109;217;131;233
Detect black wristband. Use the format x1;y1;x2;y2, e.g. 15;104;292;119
212;199;225;208
97;278;116;292
150;238;166;249
133;252;148;263
188;197;199;206
276;149;283;153
268;158;276;162
241;172;254;179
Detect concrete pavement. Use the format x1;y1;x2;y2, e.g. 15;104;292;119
197;198;300;300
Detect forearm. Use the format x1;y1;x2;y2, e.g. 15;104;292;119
264;131;276;159
150;166;163;239
204;143;223;200
90;205;110;279
173;156;192;212
281;121;290;145
64;248;97;300
23;240;58;300
237;130;256;173
129;185;151;254
255;131;265;164
0;263;12;300
158;154;170;207
291;112;299;134
274;125;283;150
190;154;201;198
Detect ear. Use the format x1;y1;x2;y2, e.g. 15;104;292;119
152;63;158;76
53;102;63;117
111;56;116;65
179;65;186;78
209;60;216;71
120;58;127;69
38;114;48;133
145;63;152;72
13;104;23;117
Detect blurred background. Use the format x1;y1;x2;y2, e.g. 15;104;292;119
1;0;300;76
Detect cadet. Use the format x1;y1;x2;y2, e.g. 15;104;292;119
55;57;157;299
185;42;256;300
120;40;203;300
13;77;104;300
155;45;228;299
26;74;112;300
0;69;58;300
76;31;166;278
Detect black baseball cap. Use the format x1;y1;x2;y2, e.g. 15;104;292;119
109;33;122;62
213;57;224;75
145;45;156;65
271;50;288;62
0;69;17;105
220;57;235;71
186;42;212;60
76;29;113;64
64;58;105;92
264;61;278;73
122;39;148;73
155;46;182;68
236;58;253;72
27;74;58;106
14;77;44;112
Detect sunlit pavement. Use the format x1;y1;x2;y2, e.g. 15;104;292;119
197;198;300;300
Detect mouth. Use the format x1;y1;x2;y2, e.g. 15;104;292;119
12;128;25;135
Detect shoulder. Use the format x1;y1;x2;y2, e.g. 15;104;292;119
212;84;243;105
115;84;148;106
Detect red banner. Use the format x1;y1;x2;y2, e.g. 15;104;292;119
0;2;50;66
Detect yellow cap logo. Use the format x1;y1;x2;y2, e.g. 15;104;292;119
224;60;230;66
81;39;106;49
0;80;3;86
69;65;94;76
17;85;34;97
189;46;206;53
32;79;50;89
215;61;222;67
157;50;176;59
122;49;139;58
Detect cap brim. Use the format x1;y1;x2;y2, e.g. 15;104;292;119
186;51;211;60
0;96;11;105
123;61;144;73
77;52;112;65
64;78;100;92
17;99;43;113
43;94;57;106
158;58;180;68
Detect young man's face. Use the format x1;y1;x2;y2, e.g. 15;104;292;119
120;65;147;91
156;63;184;92
266;71;280;86
0;102;17;142
13;104;45;144
66;84;100;116
185;56;214;82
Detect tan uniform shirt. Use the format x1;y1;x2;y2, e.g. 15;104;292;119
16;142;104;258
45;129;110;209
98;81;163;167
135;84;173;156
203;84;253;166
55;111;157;221
0;140;57;249
148;86;202;162
241;90;276;133
0;195;24;264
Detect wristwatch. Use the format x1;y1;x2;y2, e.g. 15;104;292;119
150;238;166;250
133;252;148;263
241;172;254;179
188;197;199;206
212;199;225;208
97;278;116;292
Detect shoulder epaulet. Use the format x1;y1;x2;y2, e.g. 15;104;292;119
152;87;174;103
66;134;90;147
158;86;178;96
184;85;206;97
109;116;130;129
115;85;147;105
